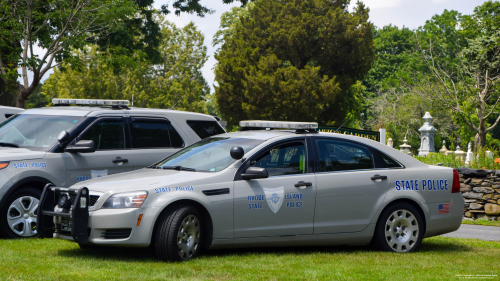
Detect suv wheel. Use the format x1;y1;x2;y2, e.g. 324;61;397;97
0;187;41;238
154;205;202;261
371;202;424;253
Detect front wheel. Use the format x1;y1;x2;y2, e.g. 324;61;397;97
154;205;202;261
0;187;41;238
372;203;424;253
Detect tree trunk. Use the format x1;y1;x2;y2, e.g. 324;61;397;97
15;79;39;109
474;130;487;151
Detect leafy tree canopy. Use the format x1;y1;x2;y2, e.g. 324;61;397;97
42;19;210;114
214;0;375;126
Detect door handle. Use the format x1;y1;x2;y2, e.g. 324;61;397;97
112;157;128;164
371;174;387;180
294;181;312;188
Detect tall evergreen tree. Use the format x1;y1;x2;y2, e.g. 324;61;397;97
214;0;375;126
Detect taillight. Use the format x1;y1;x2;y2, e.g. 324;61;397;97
452;169;460;193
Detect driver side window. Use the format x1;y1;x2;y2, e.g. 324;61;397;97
80;118;125;150
250;141;306;177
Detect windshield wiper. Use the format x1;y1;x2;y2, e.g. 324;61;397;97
0;142;20;148
159;165;196;172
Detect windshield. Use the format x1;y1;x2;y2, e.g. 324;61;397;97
0;114;83;151
154;137;264;172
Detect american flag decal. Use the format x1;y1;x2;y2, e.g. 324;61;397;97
438;203;449;214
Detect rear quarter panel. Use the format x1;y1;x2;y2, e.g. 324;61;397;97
379;165;463;237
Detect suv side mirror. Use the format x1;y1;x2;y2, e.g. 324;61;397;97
241;167;268;180
57;130;69;144
66;140;95;153
230;146;244;160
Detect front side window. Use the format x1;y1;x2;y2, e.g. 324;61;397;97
0;114;83;151
80;118;125;150
130;118;170;148
316;139;374;172
155;137;263;172
250;142;307;177
186;120;225;139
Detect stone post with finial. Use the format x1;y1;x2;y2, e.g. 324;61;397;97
418;112;436;156
439;140;448;154
387;138;393;148
399;138;412;155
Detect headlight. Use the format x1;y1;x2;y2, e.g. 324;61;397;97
102;191;148;209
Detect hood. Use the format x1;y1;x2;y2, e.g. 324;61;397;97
0;147;47;161
72;168;213;193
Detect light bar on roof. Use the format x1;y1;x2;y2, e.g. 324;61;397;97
239;120;318;129
52;99;130;106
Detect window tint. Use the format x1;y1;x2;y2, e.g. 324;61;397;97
131;118;170;148
251;142;306;177
187;120;225;139
315;139;374;172
379;152;403;168
168;123;184;147
80;119;124;150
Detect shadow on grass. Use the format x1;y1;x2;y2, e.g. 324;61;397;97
56;238;472;262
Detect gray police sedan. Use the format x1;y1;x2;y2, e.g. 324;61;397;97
38;121;464;261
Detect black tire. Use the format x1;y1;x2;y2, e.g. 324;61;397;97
154;205;203;261
0;187;41;239
371;202;424;253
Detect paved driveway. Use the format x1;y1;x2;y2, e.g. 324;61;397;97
441;224;500;241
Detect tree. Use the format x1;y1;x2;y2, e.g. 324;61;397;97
42;20;210;113
0;0;136;108
214;0;375;126
410;1;500;149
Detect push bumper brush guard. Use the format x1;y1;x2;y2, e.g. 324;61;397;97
37;184;90;243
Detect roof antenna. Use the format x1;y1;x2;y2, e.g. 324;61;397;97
334;115;351;133
170;95;182;110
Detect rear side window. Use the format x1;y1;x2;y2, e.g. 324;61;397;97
378;152;403;168
187;120;225;139
315;139;374;172
131;118;184;148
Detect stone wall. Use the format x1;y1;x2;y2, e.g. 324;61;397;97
457;168;500;220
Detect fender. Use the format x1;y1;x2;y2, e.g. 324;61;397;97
0;176;54;207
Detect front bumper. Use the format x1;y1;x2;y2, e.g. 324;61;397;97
37;185;159;247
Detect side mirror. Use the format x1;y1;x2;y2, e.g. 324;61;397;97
230;146;244;160
57;130;69;144
66;140;95;153
242;167;268;180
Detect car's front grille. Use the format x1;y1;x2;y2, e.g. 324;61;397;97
101;229;132;239
68;194;100;207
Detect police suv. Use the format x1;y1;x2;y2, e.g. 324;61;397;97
38;121;463;261
0;99;225;238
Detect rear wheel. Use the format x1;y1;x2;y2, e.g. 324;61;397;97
0;187;41;239
154;205;202;261
372;203;424;253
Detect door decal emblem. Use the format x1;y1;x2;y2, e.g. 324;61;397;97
263;186;284;214
91;169;108;179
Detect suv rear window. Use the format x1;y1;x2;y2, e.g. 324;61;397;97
131;118;184;148
186;120;225;139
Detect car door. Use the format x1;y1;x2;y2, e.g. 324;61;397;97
313;137;390;234
64;117;134;186
128;117;185;169
233;138;317;238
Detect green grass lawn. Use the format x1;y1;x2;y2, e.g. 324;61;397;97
1;237;499;280
462;219;500;227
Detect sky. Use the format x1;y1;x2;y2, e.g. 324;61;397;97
24;0;490;93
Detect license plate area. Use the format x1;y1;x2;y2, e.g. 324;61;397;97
61;218;72;232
